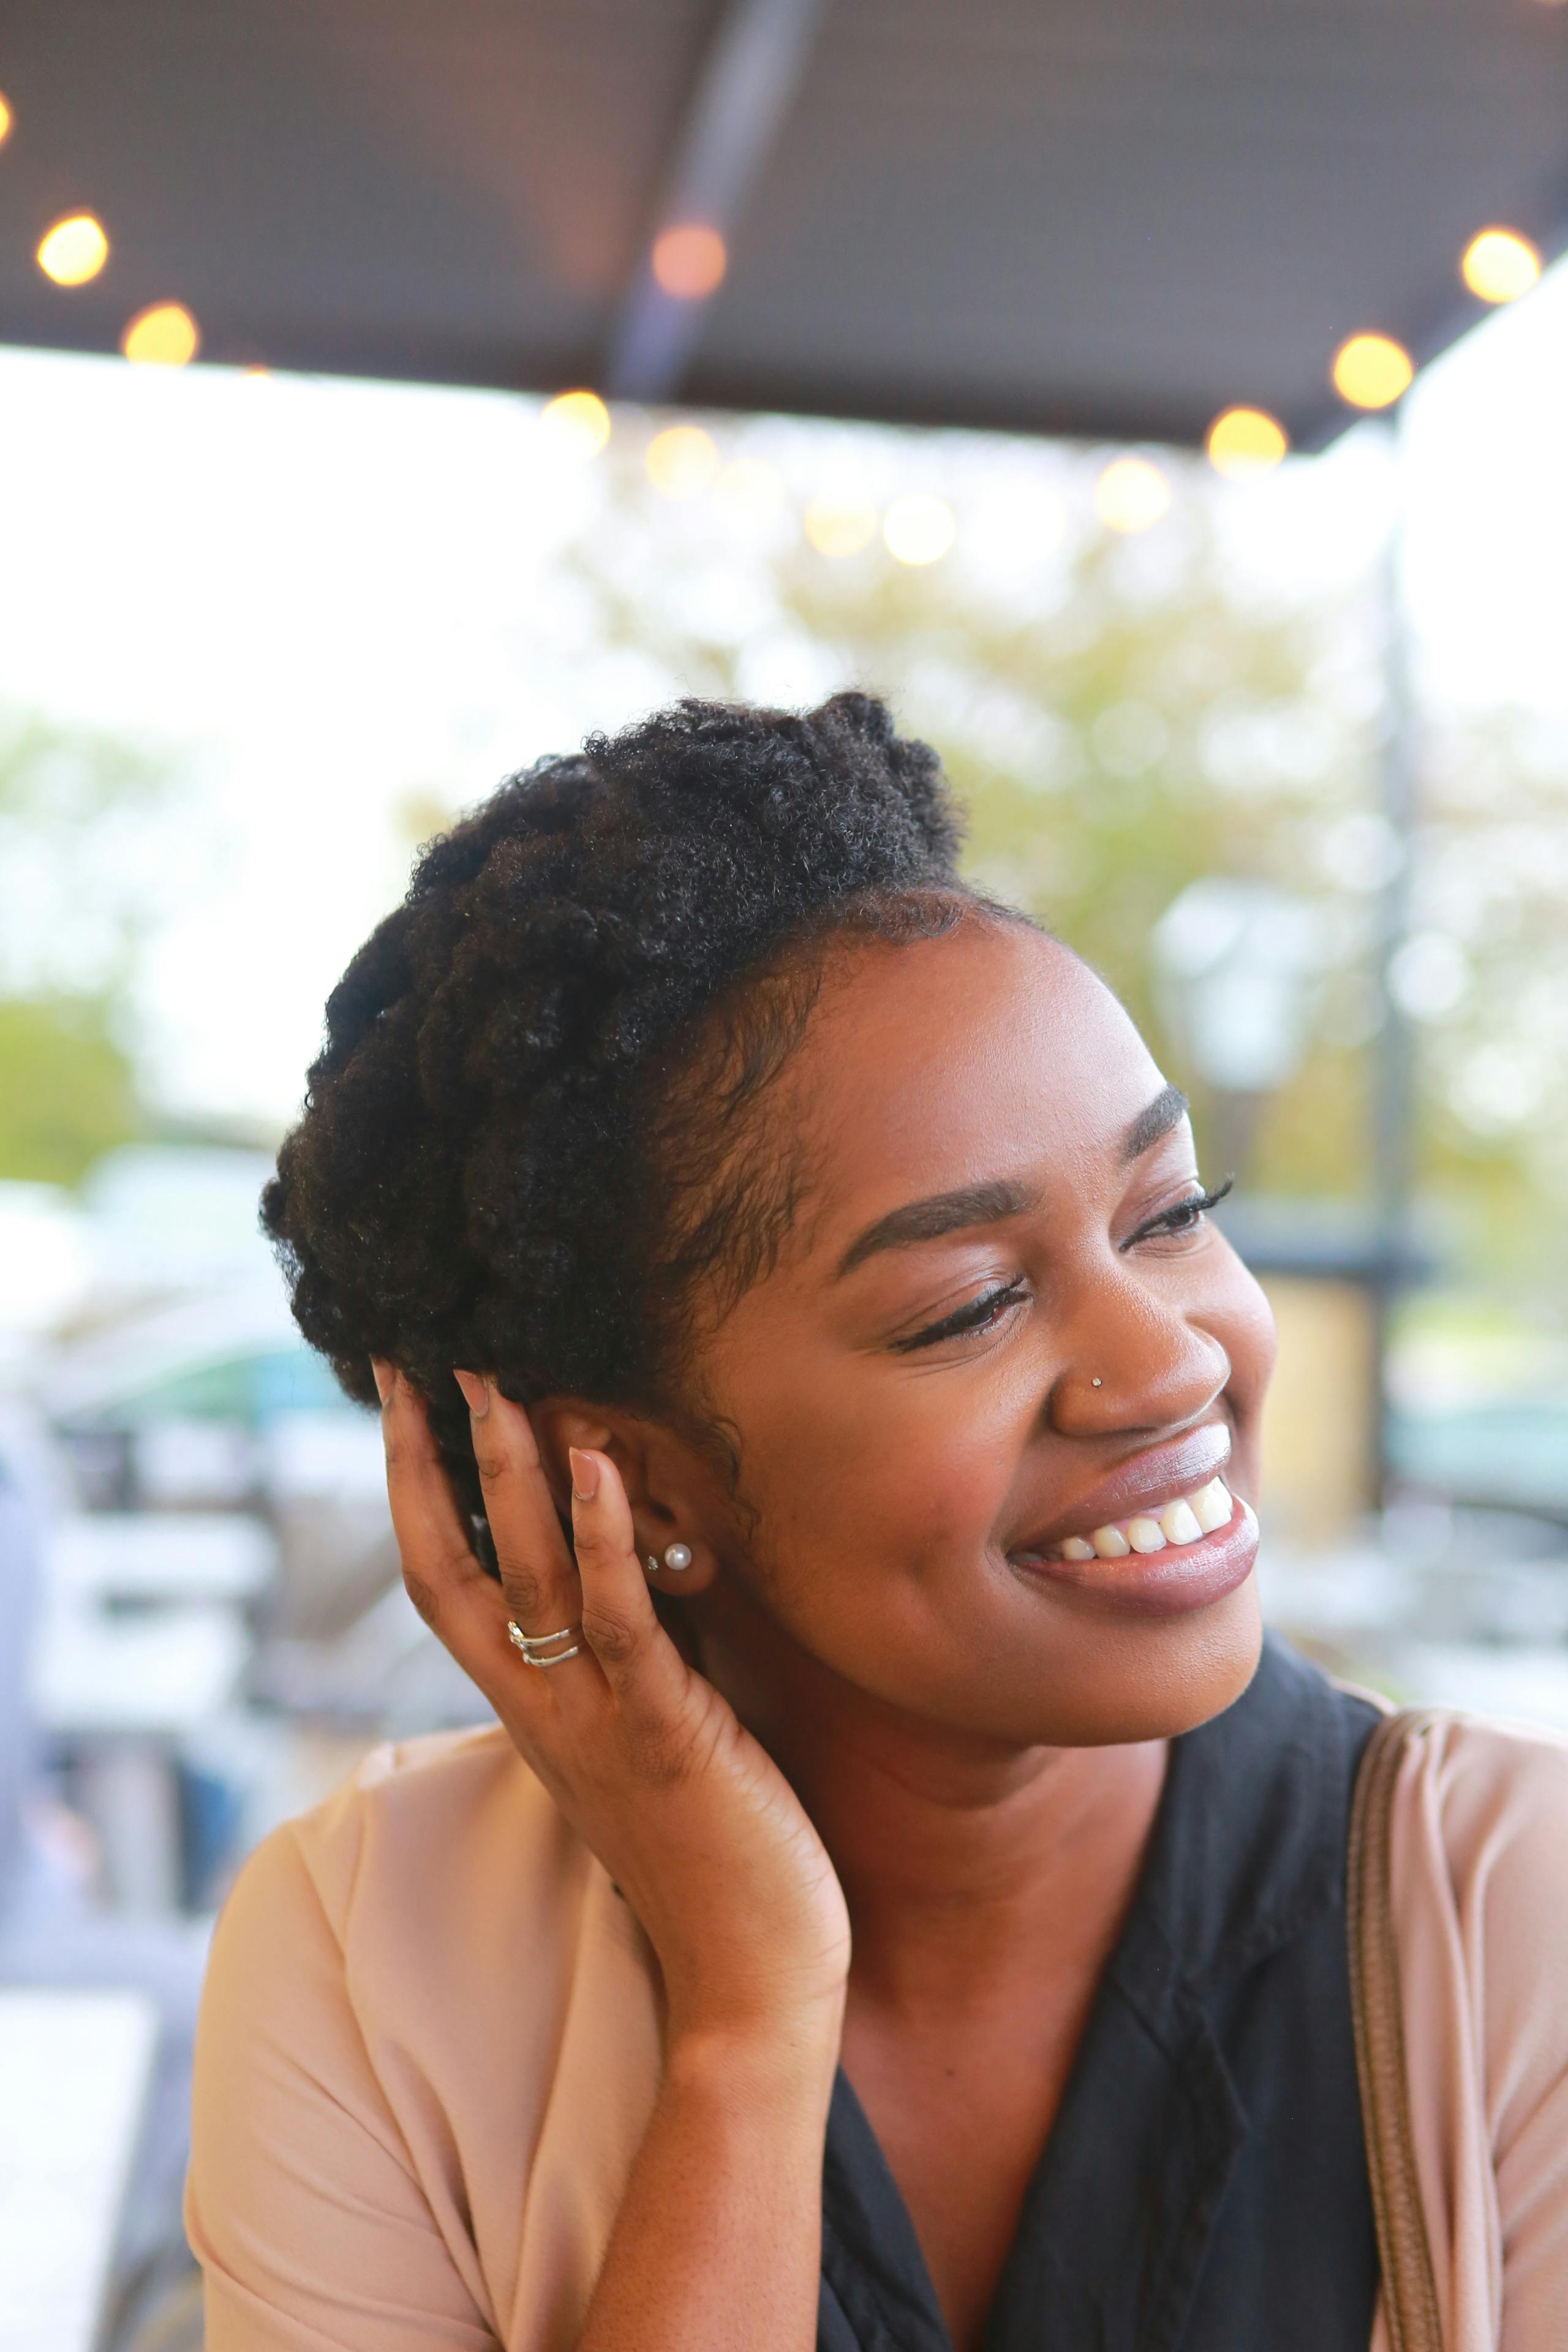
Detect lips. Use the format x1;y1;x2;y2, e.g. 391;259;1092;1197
1005;1423;1233;1563
1009;1493;1258;1619
1003;1423;1258;1619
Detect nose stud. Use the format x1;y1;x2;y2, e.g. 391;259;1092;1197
1091;1376;1104;1389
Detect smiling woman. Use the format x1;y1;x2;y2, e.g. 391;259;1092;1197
189;697;1568;2352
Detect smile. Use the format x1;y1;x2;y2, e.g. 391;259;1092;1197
1021;1474;1236;1562
1006;1464;1259;1618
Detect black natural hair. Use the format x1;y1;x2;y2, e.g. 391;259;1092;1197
262;692;1001;1528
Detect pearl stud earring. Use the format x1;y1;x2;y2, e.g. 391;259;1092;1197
663;1544;692;1572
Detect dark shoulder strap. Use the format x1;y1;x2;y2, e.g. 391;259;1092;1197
1348;1707;1447;2352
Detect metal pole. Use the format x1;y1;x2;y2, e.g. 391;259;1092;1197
1371;411;1419;1504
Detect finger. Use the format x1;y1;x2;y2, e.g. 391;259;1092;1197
375;1362;510;1679
457;1373;584;1648
568;1448;687;1716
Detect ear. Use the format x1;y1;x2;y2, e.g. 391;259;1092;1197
529;1398;723;1594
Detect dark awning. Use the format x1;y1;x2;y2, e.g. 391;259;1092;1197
1;0;1564;450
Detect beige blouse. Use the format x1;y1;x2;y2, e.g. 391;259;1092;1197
186;1709;1568;2351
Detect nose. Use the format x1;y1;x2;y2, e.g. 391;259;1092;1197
1044;1259;1230;1439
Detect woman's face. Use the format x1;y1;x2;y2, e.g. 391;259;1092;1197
681;916;1274;1749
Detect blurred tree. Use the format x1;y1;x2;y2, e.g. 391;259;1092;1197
0;709;173;1182
0;995;141;1184
549;422;1383;1204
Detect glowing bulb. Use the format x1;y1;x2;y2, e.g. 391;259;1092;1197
540;389;611;458
883;493;956;565
803;495;877;558
1461;228;1541;305
651;223;727;301
37;213;109;286
121;301;200;366
0;89;13;146
1331;333;1413;410
1205;407;1288;478
645;423;719;497
1095;456;1171;533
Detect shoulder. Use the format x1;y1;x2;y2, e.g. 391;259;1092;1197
208;1721;598;2045
252;1721;575;1937
1389;1707;1568;1908
1387;1711;1568;2162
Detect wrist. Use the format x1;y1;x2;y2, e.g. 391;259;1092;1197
665;2002;844;2106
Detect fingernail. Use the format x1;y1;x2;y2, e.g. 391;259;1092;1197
568;1446;600;1502
454;1368;489;1419
371;1358;394;1404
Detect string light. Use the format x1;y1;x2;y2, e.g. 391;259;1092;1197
121;301;200;366
540;390;611;458
883;493;955;565
651;224;728;300
1095;456;1171;533
37;213;109;285
645;423;719;496
1331;333;1413;409
1460;228;1541;304
1205;407;1288;478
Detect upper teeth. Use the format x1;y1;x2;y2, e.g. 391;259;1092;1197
1054;1476;1233;1562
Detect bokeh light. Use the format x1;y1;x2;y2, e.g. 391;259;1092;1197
1095;456;1171;533
122;302;200;367
803;494;878;557
540;389;611;458
0;89;13;146
37;213;110;286
1461;228;1542;306
1205;407;1289;478
1331;333;1413;410
645;423;720;497
651;223;728;301
883;492;956;565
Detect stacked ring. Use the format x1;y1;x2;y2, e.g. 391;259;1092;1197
507;1619;582;1667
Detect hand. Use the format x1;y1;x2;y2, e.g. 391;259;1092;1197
373;1365;851;2054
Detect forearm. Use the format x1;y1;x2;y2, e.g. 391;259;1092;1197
578;2021;840;2352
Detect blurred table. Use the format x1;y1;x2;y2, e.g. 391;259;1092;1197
33;1514;266;1913
0;1988;157;2352
48;1511;276;1605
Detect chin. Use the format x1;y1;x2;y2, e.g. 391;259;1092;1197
992;1580;1266;1749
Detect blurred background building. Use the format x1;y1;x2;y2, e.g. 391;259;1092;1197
3;2;1568;2343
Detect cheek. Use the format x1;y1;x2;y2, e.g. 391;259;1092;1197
725;1342;1036;1598
1208;1261;1276;1452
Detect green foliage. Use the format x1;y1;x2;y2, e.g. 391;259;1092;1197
0;994;143;1185
0;707;172;1184
551;424;1384;1200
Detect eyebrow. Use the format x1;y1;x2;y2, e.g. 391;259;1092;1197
834;1086;1192;1281
835;1177;1038;1279
1120;1082;1190;1162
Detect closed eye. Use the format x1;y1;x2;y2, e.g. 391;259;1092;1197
891;1277;1030;1354
1121;1177;1233;1252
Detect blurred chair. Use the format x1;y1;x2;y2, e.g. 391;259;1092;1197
0;1412;209;2352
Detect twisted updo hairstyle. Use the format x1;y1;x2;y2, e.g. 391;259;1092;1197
262;693;988;1526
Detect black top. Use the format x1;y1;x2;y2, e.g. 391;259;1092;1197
817;1638;1382;2352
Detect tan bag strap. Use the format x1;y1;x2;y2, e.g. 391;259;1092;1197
1348;1706;1447;2352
